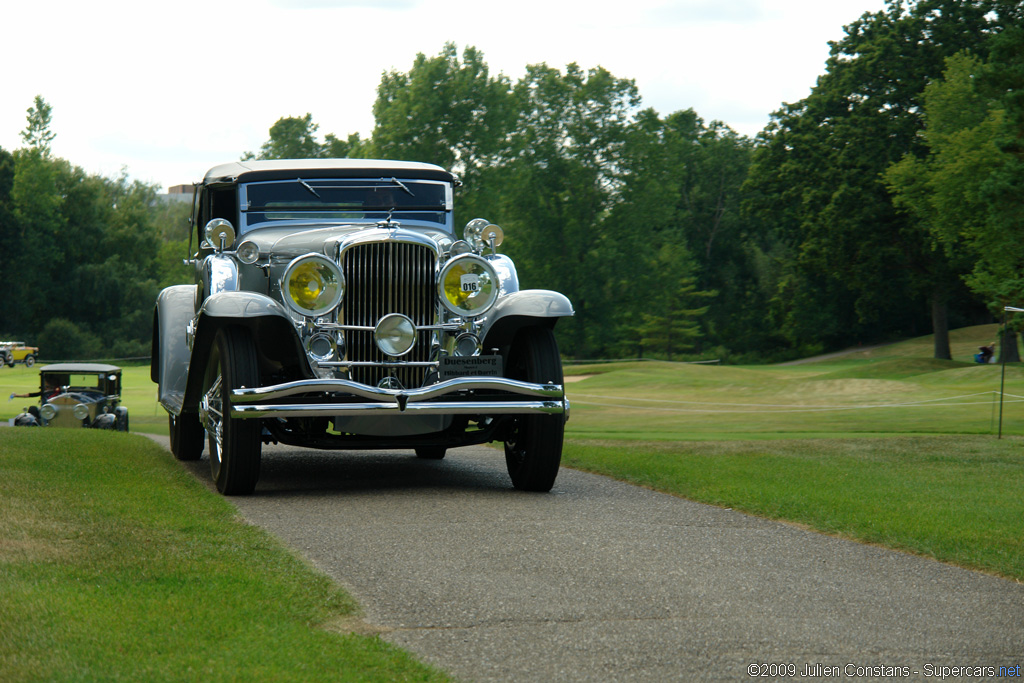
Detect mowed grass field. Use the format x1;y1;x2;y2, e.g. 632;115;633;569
0;429;448;682
563;324;1024;440
561;323;1024;579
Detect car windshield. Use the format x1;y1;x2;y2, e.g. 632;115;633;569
239;177;452;232
44;373;118;393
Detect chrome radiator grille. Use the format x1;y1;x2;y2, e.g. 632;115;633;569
341;241;436;388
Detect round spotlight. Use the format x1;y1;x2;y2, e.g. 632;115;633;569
450;240;474;256
235;240;260;264
453;333;480;357
73;403;90;420
463;217;489;243
306;332;337;363
281;254;345;318
40;404;57;421
375;314;417;357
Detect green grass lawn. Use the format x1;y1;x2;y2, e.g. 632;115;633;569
0;429;447;682
563;323;1023;440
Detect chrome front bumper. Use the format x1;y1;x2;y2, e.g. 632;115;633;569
229;377;567;419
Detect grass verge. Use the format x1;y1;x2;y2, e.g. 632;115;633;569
0;429;447;682
563;435;1024;581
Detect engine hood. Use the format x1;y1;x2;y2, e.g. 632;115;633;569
240;223;451;260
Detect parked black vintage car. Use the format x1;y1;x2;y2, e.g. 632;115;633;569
13;363;128;430
152;159;573;495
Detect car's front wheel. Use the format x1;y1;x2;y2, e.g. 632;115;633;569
503;326;565;492
201;326;261;495
24;355;35;367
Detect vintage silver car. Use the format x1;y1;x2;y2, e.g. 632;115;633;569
152;159;573;495
13;363;128;430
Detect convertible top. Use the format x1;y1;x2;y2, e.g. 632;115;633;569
202;159;458;186
40;363;122;374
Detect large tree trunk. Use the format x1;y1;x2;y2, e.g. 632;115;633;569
999;327;1021;363
931;293;951;360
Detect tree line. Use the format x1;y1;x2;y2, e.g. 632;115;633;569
0;96;191;359
2;0;1022;362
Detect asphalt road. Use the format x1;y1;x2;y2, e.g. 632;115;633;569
149;436;1024;681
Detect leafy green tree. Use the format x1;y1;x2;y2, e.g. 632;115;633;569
36;318;102;360
4;108;164;355
0;147;17;335
887;5;1024;361
371;43;515;226
323;131;369;159
243;114;324;160
634;243;715;360
245;114;369;161
8;148;65;333
20;95;55;153
744;0;1000;358
499;62;640;357
978;8;1024;360
884;51;1007;352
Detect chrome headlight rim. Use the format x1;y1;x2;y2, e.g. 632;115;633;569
73;403;90;420
40;403;57;421
235;240;260;265
437;253;499;318
305;332;338;363
280;253;345;318
453;332;481;357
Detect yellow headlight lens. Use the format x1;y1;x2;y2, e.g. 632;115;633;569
438;255;498;317
282;254;344;317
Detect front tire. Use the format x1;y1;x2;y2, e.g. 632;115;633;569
503;327;565;492
201;327;261;495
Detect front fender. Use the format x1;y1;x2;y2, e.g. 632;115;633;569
480;289;574;349
181;291;307;411
152;285;197;414
199;290;292;319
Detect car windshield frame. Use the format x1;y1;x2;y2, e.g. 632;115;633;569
238;176;454;234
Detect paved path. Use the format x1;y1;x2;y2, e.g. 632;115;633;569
149;436;1024;681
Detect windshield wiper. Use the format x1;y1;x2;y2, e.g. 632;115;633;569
298;178;321;199
389;177;414;197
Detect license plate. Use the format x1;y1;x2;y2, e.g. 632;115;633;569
439;355;503;379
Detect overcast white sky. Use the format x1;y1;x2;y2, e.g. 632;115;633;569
1;0;887;192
